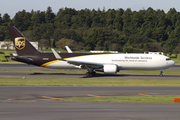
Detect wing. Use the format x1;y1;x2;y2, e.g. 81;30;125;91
66;60;103;69
51;48;103;69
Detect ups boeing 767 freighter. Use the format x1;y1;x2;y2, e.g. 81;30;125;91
8;26;175;76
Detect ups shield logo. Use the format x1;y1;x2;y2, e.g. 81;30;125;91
15;37;25;50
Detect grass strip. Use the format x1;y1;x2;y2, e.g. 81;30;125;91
61;96;180;103
1;77;180;86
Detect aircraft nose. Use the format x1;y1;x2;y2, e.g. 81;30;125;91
170;60;175;66
167;60;175;67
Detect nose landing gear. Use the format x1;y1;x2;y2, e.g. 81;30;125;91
159;70;164;76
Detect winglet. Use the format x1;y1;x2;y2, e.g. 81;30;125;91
51;48;63;60
65;46;73;53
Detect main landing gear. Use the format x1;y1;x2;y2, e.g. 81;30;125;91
86;71;96;77
86;68;96;77
159;70;164;76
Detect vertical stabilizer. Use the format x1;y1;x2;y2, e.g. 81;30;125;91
7;26;40;56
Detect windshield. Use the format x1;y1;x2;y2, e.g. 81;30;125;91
166;58;171;61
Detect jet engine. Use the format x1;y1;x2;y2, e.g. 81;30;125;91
103;64;118;74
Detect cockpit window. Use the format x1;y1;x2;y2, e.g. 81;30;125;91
166;58;171;61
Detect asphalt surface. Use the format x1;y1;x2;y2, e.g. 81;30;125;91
0;63;180;79
1;86;180;120
1;86;180;100
1;72;180;79
1;101;180;120
0;63;180;120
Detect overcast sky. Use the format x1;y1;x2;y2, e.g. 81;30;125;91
1;0;180;18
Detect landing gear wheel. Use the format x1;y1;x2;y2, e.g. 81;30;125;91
159;73;163;76
159;70;163;76
86;72;91;76
92;72;96;76
86;72;96;77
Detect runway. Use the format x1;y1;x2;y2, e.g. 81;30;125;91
1;101;180;120
1;86;180;100
1;72;180;79
1;86;180;120
0;63;180;79
1;63;180;119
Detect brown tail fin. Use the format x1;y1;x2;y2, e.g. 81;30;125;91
7;26;40;56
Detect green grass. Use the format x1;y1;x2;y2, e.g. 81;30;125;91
0;55;7;62
170;54;180;64
119;70;180;75
61;96;180;103
1;78;180;86
0;50;16;62
172;58;180;65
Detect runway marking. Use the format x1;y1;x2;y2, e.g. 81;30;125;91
41;96;63;100
7;98;16;101
138;93;152;96
7;97;37;101
87;94;101;97
7;96;62;101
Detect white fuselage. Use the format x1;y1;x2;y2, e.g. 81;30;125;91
43;53;175;70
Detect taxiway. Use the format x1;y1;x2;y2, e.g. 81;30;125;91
0;86;180;120
0;63;180;79
0;63;180;120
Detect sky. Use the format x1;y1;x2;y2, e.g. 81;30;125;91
1;0;180;18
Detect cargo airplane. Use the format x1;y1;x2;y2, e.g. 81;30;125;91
8;26;175;76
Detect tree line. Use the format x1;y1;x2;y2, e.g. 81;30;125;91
0;6;180;53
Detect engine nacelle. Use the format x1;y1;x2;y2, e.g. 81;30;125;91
103;64;118;74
